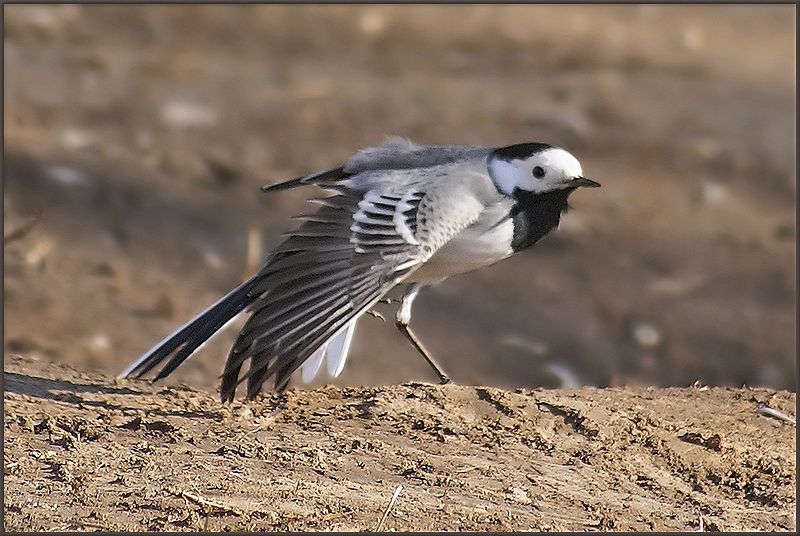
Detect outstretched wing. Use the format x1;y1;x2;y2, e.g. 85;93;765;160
221;176;486;401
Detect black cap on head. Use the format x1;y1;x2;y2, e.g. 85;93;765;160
492;143;554;161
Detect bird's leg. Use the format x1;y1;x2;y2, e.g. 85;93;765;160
395;284;453;385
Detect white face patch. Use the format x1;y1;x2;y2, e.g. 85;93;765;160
489;148;583;195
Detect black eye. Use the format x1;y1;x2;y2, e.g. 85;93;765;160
532;166;545;179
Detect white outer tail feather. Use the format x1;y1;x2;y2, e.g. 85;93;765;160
301;343;327;383
326;319;357;378
300;319;358;383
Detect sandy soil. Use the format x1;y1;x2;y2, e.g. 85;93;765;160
4;5;796;392
3;4;797;532
4;353;796;531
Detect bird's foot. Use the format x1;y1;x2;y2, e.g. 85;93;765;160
366;309;386;322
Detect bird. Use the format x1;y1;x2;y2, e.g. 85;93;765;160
118;137;600;401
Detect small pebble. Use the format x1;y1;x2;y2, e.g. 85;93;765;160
160;101;217;128
632;321;662;348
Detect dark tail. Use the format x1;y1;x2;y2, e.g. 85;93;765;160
117;273;265;385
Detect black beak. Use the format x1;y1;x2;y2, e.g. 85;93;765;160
571;176;601;188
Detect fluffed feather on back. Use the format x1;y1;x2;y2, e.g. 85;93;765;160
344;137;490;174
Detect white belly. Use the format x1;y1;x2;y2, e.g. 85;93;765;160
408;214;514;284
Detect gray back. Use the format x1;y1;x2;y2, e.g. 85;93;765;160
344;138;492;174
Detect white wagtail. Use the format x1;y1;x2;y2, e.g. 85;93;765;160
119;138;600;401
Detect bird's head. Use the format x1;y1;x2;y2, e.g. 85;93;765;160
488;143;600;197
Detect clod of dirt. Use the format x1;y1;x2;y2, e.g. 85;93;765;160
678;431;722;451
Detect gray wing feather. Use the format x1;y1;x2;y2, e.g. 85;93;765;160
262;166;350;192
219;189;423;400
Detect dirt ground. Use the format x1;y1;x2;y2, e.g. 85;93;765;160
3;4;797;532
4;353;796;531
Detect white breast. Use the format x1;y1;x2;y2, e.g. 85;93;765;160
408;205;514;284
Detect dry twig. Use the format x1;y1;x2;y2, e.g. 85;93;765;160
168;486;242;516
245;224;263;278
756;406;796;425
4;211;43;244
376;484;403;531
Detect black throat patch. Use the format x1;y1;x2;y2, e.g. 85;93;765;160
510;188;574;252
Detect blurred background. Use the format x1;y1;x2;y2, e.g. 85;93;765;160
4;5;796;394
